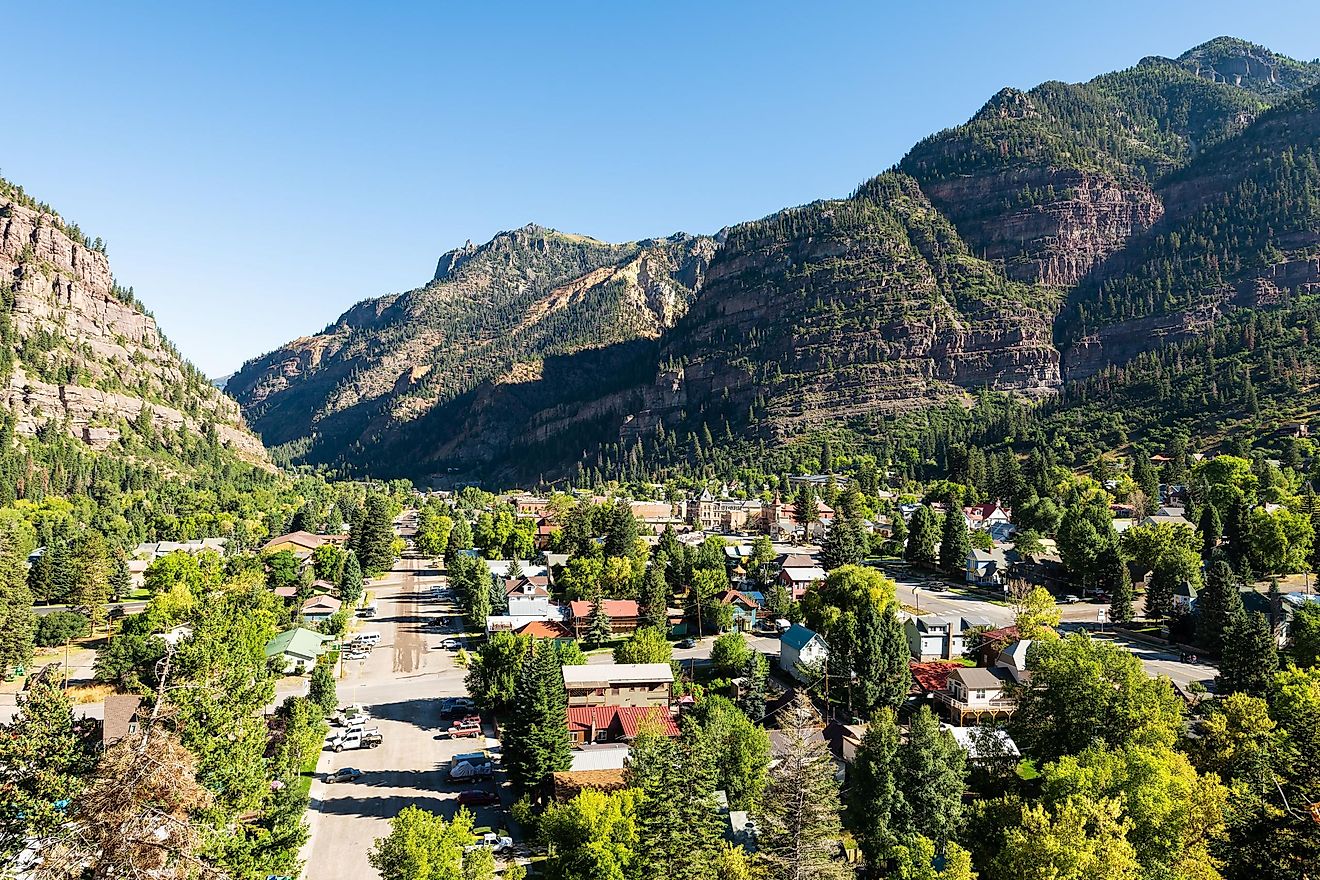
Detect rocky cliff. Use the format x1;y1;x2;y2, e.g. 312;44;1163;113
0;180;268;463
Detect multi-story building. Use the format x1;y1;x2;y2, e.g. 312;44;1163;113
562;663;674;708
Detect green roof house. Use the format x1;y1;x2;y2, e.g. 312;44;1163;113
265;627;333;674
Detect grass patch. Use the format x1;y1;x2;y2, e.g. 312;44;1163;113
65;683;117;704
293;749;320;801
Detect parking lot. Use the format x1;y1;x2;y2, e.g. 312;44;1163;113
302;555;509;880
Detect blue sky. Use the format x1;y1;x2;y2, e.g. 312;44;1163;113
4;2;1318;377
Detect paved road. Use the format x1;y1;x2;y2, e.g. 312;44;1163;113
880;565;1215;690
302;555;504;880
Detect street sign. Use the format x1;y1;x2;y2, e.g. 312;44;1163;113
1097;608;1108;623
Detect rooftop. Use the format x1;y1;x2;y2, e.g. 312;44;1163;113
562;663;674;687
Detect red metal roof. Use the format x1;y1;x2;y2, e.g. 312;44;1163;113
569;599;640;619
909;661;959;694
566;705;680;739
516;620;574;640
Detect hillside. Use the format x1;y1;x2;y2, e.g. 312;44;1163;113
234;37;1320;485
0;177;269;472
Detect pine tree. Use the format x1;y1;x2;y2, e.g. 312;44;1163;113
447;516;473;556
627;728;723;880
1104;546;1134;623
1218;610;1279;697
353;493;397;576
339;551;364;607
0;522;37;673
1196;560;1244;656
587;588;613;647
821;518;864;571
855;603;911;716
603;501;639;559
737;651;769;721
504;642;571;793
847;709;905;870
905;506;939;569
894;705;966;847
638;564;669;630
758;721;850;880
939;505;971;575
1198;504;1222;557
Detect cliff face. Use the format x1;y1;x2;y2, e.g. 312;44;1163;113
0;186;268;462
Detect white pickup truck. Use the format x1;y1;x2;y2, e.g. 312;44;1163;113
328;728;382;752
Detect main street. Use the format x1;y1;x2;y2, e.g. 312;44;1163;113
301;554;500;880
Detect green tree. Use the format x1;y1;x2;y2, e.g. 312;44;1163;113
1013;586;1061;640
0;517;37;674
447;516;474;556
895;705;966;847
1290;602;1320;668
1010;634;1184;762
626;727;723;880
688;695;770;810
309;662;338;714
990;795;1141;880
0;667;98;851
614;626;673;665
855;602;911;716
587;588;613;647
1198;504;1223;556
1218;610;1278;697
1103;546;1134;623
354;493;398;576
466;631;529;713
1196;561;1244;656
737;650;769;721
939;505;971;575
905;506;939;568
504;641;571;792
821;518;865;571
368;804;474;880
339;551;364;607
539;787;640;880
34;610;89;646
891;836;976;880
710;632;752;676
847;709;904;868
638;563;670;630
757;721;850;880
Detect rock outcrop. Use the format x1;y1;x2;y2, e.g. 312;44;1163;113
0;184;268;463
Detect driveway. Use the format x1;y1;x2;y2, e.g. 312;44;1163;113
302;555;503;880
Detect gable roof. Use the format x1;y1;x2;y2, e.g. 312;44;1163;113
516;619;575;640
301;595;342;613
569;599;640;620
781;566;828;583
264;627;332;660
781;623;823;652
909;661;959;694
262;531;343;553
103;694;143;744
566;705;681;739
952;666;1006;689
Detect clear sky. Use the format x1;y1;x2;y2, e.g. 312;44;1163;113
4;1;1318;377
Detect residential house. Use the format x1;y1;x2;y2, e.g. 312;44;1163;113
1141;508;1196;530
567;599;642;638
260;531;346;558
966;547;1011;587
779;624;828;682
562;663;674;708
779;564;827;600
937;666;1018;725
908;660;959;709
945;726;1021;764
300;594;342;625
566;705;680;744
718;589;763;632
264;627;333;674
964;502;1012;531
515;619;576;644
103;694;144;746
1172;580;1199;614
904;614;988;661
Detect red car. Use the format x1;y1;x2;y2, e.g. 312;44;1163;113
457;789;501;807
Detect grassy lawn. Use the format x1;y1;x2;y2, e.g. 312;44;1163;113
293;749;319;801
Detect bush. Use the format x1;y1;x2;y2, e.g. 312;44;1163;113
35;611;89;647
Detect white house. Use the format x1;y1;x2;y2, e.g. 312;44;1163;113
779;624;828;682
937;666;1018;725
905;614;991;661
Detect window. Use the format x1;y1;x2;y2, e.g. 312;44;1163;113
974;689;986;700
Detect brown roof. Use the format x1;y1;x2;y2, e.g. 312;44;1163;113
569;599;640;620
909;661;958;694
567;706;681;740
103;694;143;744
516;620;575;640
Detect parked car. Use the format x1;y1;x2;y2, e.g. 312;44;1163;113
466;833;513;853
326;767;363;783
343;649;370;661
444;723;482;739
353;632;382;647
1063;594;1081;604
442;638;461;650
439;698;476;717
677;638;696;649
457;789;501;806
331;705;369;726
333;730;383;752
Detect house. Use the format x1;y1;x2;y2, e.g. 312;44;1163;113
300;594;342;624
515;619;576;644
905;615;979;661
1172;580;1199;614
945;726;1021;764
506;576;556;617
908;661;959;708
486;605;567;634
566;705;681;744
261;531;346;558
779;565;827;600
767;726;845;783
718;589;763;632
937;666;1018;725
964;502;1012;530
567;599;641;638
562;663;674;708
779;624;828;682
966;547;1011;587
992;639;1032;685
1008;552;1068;594
1141;509;1196;531
264;627;333;674
103;694;144;746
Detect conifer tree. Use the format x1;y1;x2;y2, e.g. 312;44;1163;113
1197;560;1244;656
895;705;966;847
447;516;474;556
339;551;364;608
905;506;939;569
1104;546;1134;623
939;505;971;575
855;602;911;716
1198;504;1222;557
627;728;722;880
504;641;571;793
758;721;850;880
0;521;37;673
847;709;905;869
1218;610;1278;697
587;588;613;647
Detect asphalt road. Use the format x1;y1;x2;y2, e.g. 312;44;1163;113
881;565;1215;690
301;555;505;880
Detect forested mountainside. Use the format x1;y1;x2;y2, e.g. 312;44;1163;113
234;37;1320;485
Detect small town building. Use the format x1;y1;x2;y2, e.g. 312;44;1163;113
567;599;641;638
779;624;828;682
300;594;342;624
937;666;1018;725
566;705;680;744
562;663;674;708
264;627;333;674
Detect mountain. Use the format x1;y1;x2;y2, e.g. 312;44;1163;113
0;177;268;466
233;37;1320;484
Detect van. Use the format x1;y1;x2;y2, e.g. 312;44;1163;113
354;632;381;647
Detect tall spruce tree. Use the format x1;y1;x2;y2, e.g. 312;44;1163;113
847;709;905;869
1197;561;1244;656
1198;504;1223;557
0;521;37;674
905;506;939;569
339;551;364;607
627;728;722;880
1103;545;1134;623
504;641;571;792
855;603;911;716
1218;610;1279;697
939;505;971;575
758;721;850;880
821;518;865;571
894;705;967;847
447;516;473;556
354;493;397;576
